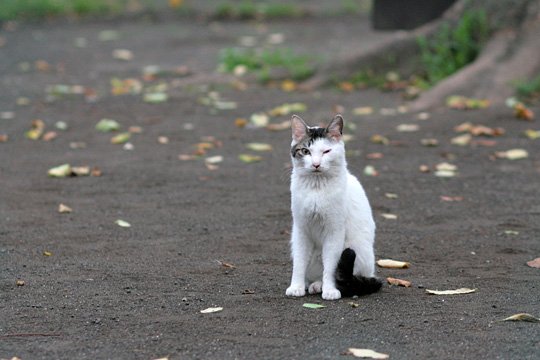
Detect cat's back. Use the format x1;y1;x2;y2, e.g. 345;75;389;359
345;172;373;218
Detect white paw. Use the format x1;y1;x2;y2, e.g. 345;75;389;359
286;285;306;297
322;288;341;300
308;281;323;294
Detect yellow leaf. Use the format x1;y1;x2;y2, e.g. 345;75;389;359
239;154;262;163
353;107;373;116
169;0;183;8
380;213;397;220
267;120;291;131
426;288;476;295
281;80;297;92
110;132;131;144
48;164;72;178
246;143;273;152
43;251;52;256
376;259;409;269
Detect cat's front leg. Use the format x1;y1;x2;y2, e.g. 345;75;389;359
286;227;311;297
321;234;344;300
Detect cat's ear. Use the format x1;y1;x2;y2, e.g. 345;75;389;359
327;114;343;141
291;115;308;142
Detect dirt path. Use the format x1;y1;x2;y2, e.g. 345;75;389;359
1;13;539;360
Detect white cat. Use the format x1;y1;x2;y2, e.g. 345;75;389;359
285;114;381;301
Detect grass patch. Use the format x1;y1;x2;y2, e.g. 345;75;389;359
218;47;315;82
417;10;488;85
515;74;540;102
0;0;122;20
213;1;306;20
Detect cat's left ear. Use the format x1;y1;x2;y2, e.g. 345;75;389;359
327;115;343;141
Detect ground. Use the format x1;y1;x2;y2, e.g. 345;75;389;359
1;9;539;360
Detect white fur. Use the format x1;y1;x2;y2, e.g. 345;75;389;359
285;116;376;301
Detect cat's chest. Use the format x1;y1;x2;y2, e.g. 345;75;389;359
292;187;344;219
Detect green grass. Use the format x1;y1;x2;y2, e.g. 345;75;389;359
417;10;489;85
213;1;306;20
218;47;315;82
0;0;122;20
515;74;540;102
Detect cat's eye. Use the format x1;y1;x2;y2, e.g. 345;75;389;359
323;149;332;154
301;148;310;155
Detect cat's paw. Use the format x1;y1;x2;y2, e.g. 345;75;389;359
308;281;323;294
322;288;341;300
286;285;306;297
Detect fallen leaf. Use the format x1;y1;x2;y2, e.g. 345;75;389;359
42;131;57;141
158;136;169;144
200;307;223;314
128;126;143;134
267;120;291;131
58;204;72;213
91;167;102;177
16;280;25;286
178;154;196;161
454;122;473;133
242;289;255;295
250;113;269;128
469;125;505;137
435;162;457;177
353;107;373;116
0;111;15;119
370;134;389;145
268;103;306;116
110;78;142;95
419;165;430;173
0;134;8;142
446;95;489;110
144;93;168;103
235;118;248;128
110;132;131;144
380;213;397;220
504;230;520;235
377;259;410;269
426;288;476;295
112;49;133;61
239;154;262;163
71;166;90;176
417;112;430;120
420;138;438;147
363;165;379;177
451;134;472;146
501;313;540;323
115;219;131;228
98;30;120;41
348;302;360;308
384;193;398;199
440;196;463;202
495;149;528;160
303;303;326;309
70;142;87;149
216;260;236;269
346;348;389;359
526;257;540;268
48;164;72;178
339;81;354;92
396;124;419;132
55;121;68;130
25;119;45;140
246;143;273;152
366;153;384;160
96;119;120;132
281;80;297;92
43;251;52;256
205;156;224;165
524;129;540;140
387;277;411;287
513;102;534;121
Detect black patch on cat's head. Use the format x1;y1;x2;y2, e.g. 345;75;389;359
291;126;327;158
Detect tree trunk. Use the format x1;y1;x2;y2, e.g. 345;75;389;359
302;0;540;111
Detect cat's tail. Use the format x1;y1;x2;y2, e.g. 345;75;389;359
335;248;382;297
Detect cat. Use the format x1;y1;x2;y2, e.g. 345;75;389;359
285;114;382;300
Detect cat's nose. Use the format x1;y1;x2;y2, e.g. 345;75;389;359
313;164;320;169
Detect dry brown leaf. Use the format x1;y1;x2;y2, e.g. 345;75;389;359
426;288;476;295
526;257;540;268
346;348;389;359
216;260;236;269
0;134;8;142
16;280;25;286
502;313;540;323
42;131;58;141
387;277;411;287
72;166;90;176
440;196;463;202
377;259;409;269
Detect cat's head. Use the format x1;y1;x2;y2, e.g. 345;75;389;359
290;115;346;175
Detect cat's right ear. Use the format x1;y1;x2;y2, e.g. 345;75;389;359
291;115;308;143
